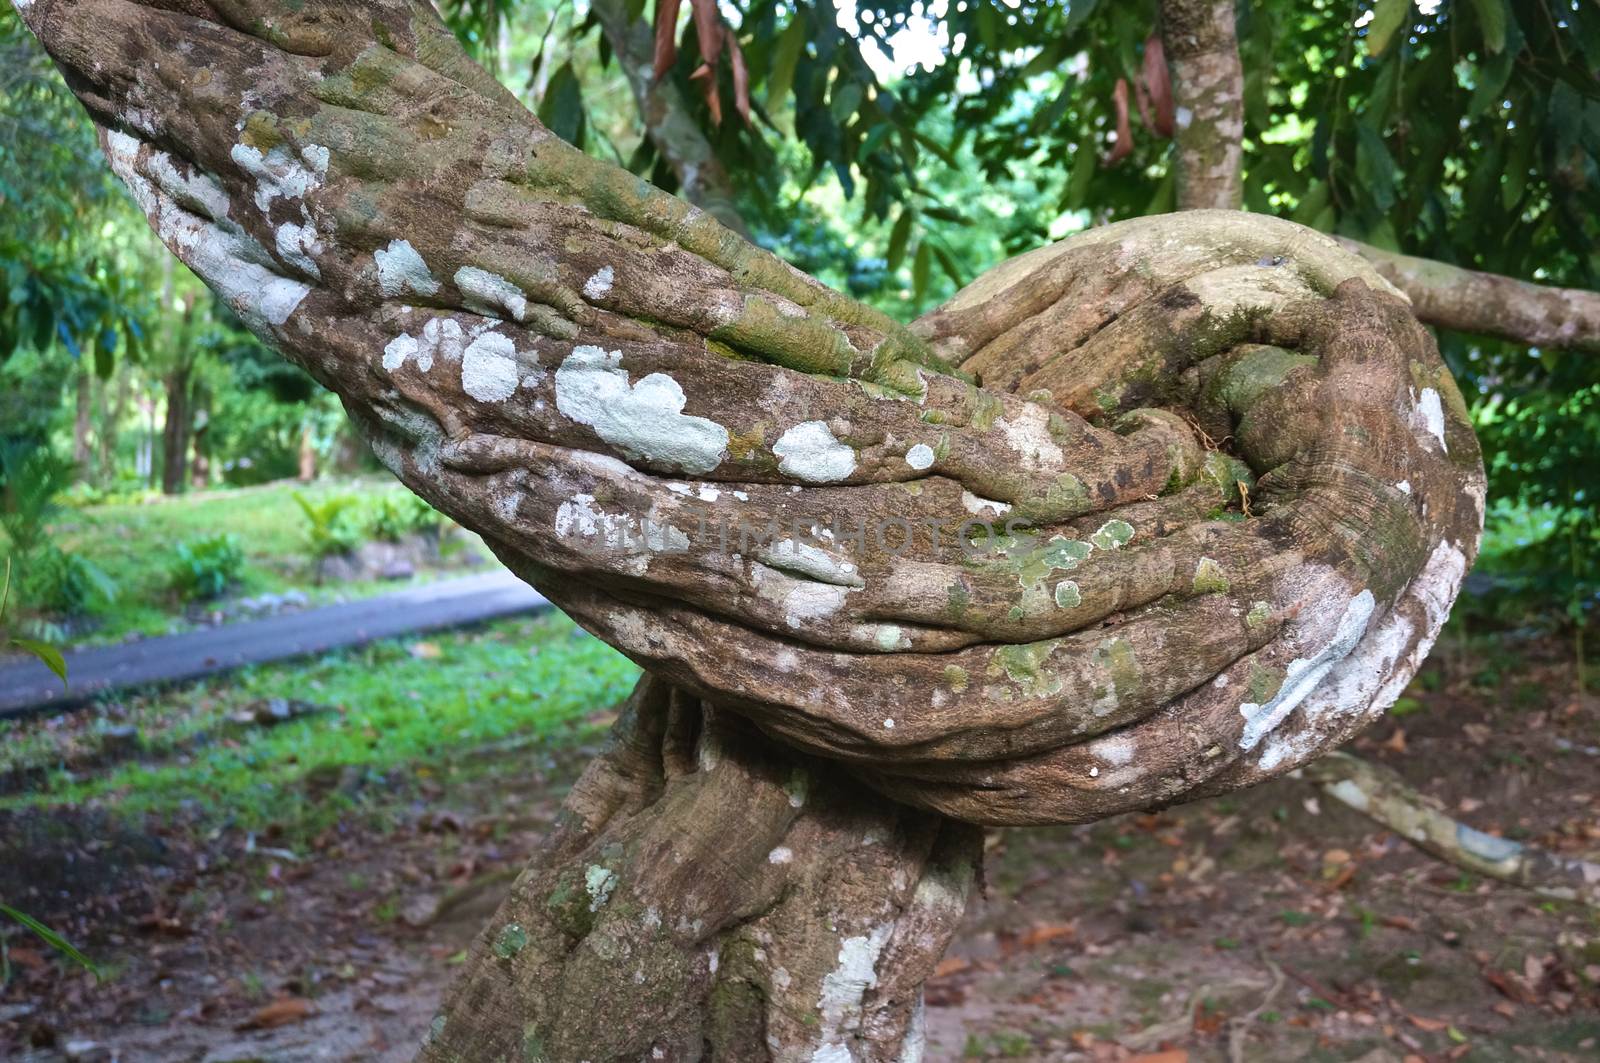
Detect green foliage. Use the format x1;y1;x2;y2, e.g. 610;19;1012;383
292;490;364;559
0;904;98;979
168;533;246;602
0;556;67;691
365;492;442;543
19;544;118;618
0;613;640;836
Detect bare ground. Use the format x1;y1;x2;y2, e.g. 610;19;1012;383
3;638;1598;1062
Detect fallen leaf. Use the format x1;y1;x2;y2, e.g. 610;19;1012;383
1408;1013;1448;1032
932;956;971;978
1127;1051;1188;1063
238;997;314;1030
1017;923;1076;949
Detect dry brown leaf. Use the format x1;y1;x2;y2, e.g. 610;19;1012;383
238;997;314;1031
652;0;683;79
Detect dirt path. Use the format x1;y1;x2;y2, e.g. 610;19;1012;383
0;571;547;717
3;647;1597;1061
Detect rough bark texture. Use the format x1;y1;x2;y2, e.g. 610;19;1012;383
422;674;980;1061
15;0;1485;1055
1307;753;1600;907
1160;0;1244;211
590;0;750;238
1339;238;1600;354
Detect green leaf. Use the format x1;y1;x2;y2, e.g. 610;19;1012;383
11;638;67;690
1366;0;1411;57
1469;0;1507;54
886;209;914;272
537;62;587;148
931;243;964;287
767;15;806;110
0;905;96;975
912;241;931;303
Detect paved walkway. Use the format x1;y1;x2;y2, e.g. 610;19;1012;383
0;570;549;717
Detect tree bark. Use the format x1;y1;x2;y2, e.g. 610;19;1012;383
17;0;1484;1056
590;0;751;238
1337;239;1600;355
1160;0;1244;211
160;364;191;494
1306;753;1600;907
423;675;979;1061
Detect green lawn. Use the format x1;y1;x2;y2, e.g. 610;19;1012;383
36;476;486;645
1;612;640;837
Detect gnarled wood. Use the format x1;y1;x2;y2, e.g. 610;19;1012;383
16;0;1485;1054
421;675;979;1061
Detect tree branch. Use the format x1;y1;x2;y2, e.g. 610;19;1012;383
589;0;750;238
1160;0;1245;211
1306;752;1600;907
1158;0;1599;352
1338;239;1600;354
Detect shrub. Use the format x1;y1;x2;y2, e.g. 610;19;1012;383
365;492;439;543
292;491;363;559
169;533;245;601
20;545;117;617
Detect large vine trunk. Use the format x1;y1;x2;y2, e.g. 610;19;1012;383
422;675;979;1061
15;0;1485;1057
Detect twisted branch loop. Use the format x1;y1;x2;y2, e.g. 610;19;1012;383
15;0;1484;828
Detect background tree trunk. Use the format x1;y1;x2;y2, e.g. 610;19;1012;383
159;364;190;495
1160;0;1244;210
589;0;751;238
421;675;980;1062
72;364;93;472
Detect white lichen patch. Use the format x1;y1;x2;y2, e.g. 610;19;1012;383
960;490;1012;517
229;141;327;212
105;132;310;334
1411;387;1449;452
554;493;689;557
554;345;729;475
455;266;528;323
273;221;321;279
382;333;419;373
584;864;618;912
767;846;793;865
583;265;614;300
1054;580;1082;609
1239;589;1376;751
773;421;857;483
753;566;853;630
374;239;440;299
460;331;519;402
811;925;893;1062
905;442;935;471
994;404;1064;471
758;539;863;588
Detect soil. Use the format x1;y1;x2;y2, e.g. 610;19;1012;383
2;637;1597;1062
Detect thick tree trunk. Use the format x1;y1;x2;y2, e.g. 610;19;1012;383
160;364;190;494
422;675;980;1061
589;0;751;238
1160;0;1244;211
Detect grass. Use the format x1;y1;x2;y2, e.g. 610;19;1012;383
1;612;640;836
34;476;484;645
